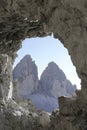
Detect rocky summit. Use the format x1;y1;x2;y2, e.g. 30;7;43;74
13;55;38;97
0;0;87;129
39;62;76;97
13;55;76;112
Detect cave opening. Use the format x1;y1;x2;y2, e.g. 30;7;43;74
13;34;81;112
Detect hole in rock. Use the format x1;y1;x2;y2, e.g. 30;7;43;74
13;34;81;113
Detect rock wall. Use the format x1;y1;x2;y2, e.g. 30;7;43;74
0;0;87;130
39;62;76;97
13;55;38;97
13;56;76;112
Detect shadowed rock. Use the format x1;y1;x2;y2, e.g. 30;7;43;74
13;56;76;112
0;0;87;129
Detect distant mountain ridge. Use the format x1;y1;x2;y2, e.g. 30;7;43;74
38;62;76;97
13;55;38;96
13;55;76;112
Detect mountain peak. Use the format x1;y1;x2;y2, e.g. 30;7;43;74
20;54;32;63
13;54;38;96
23;54;31;59
48;61;57;66
40;61;66;82
13;55;76;112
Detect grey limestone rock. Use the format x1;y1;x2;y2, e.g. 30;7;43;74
39;62;76;97
0;0;87;129
13;58;76;112
13;55;38;97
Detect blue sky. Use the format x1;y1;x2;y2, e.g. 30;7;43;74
13;35;81;89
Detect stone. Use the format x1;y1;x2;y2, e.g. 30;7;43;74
0;0;87;129
13;58;76;112
38;111;50;127
59;96;77;116
13;55;38;97
39;62;76;97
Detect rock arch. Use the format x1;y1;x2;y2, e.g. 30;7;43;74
0;0;87;129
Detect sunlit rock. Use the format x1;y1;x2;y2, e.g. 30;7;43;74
13;55;38;96
13;56;76;112
0;0;87;129
39;62;76;97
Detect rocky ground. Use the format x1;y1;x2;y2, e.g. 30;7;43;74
0;0;87;129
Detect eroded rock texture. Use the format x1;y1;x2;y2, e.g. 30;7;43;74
13;56;76;112
13;55;38;97
39;62;76;97
0;0;87;130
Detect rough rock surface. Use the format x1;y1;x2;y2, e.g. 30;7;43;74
13;55;38;97
13;57;76;112
31;62;76;112
39;62;76;97
0;0;87;130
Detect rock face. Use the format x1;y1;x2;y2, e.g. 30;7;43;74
0;0;87;130
13;55;38;97
31;62;76;112
39;62;76;97
28;93;58;112
13;57;76;112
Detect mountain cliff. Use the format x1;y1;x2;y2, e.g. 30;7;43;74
38;62;76;97
13;55;76;112
13;55;38;97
